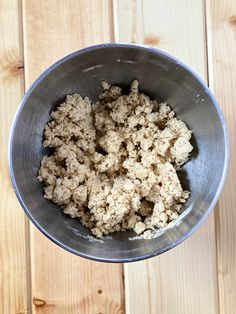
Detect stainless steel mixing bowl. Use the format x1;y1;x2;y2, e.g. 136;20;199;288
9;43;229;262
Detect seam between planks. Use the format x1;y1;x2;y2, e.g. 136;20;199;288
112;0;119;42
204;0;214;91
109;0;116;43
203;0;210;86
204;0;220;313
20;0;32;312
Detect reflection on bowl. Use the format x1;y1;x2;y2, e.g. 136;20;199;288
9;43;229;262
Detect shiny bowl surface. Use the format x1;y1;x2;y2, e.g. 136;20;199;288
9;43;229;262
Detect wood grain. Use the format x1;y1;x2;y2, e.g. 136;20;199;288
206;0;236;313
114;0;219;313
3;0;235;312
22;1;124;313
0;0;29;313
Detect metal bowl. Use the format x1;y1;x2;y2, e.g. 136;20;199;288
9;43;229;262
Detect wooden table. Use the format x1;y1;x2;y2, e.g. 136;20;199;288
1;1;235;313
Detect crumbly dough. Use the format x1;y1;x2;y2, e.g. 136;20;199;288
38;80;193;238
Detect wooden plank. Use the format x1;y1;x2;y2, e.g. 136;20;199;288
0;0;30;313
22;1;124;313
114;0;219;313
206;0;236;313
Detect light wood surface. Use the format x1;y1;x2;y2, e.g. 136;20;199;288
115;1;218;313
206;0;236;313
22;1;124;313
0;0;235;313
0;1;29;313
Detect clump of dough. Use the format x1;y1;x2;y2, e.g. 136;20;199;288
38;80;193;238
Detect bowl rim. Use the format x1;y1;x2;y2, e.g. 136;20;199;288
8;43;230;263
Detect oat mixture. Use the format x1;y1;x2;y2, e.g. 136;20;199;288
38;80;193;238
